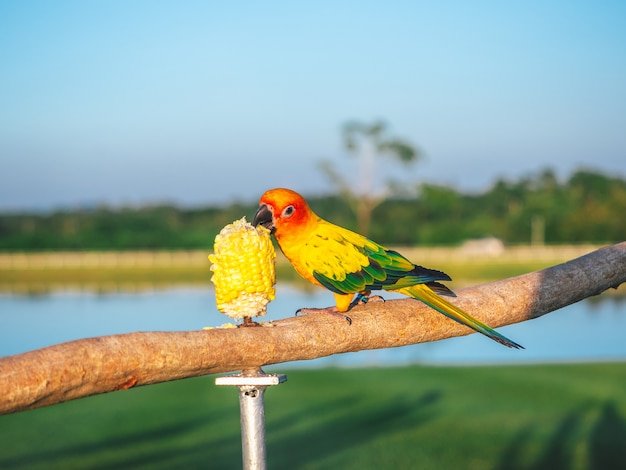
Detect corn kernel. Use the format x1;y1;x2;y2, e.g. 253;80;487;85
209;217;276;323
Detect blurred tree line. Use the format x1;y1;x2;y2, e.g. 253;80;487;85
0;168;624;251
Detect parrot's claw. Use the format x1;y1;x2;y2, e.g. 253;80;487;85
296;307;352;325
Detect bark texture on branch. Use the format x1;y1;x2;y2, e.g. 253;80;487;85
1;242;624;415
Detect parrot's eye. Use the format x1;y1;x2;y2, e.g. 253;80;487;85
282;205;295;218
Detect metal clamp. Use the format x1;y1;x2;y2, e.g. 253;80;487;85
216;368;287;470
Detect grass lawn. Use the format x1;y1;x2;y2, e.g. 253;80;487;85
1;245;600;294
1;363;625;469
0;259;569;295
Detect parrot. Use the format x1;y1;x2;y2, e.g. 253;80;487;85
252;187;523;349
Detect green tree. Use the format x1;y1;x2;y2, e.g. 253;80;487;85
2;167;624;250
319;120;421;236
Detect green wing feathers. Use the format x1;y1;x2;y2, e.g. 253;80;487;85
310;221;457;295
305;221;522;349
398;284;524;349
307;221;522;349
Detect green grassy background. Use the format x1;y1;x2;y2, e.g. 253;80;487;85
1;363;625;469
0;252;589;295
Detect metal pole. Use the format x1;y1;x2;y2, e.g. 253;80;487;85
216;368;287;470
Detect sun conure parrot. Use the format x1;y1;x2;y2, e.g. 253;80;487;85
253;188;523;349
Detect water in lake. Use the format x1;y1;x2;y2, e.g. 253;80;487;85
1;285;624;367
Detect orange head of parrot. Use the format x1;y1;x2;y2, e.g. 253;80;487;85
252;188;317;243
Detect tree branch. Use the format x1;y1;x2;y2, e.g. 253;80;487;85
1;242;624;415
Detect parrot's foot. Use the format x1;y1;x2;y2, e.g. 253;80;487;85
295;307;352;325
351;292;385;309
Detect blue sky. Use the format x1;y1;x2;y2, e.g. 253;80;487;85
1;1;625;211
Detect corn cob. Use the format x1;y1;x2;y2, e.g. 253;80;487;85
209;217;276;324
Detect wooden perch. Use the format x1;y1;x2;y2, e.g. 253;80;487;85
1;242;624;415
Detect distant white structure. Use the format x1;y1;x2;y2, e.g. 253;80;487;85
459;237;505;257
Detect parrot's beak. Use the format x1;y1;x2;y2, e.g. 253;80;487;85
253;204;275;231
